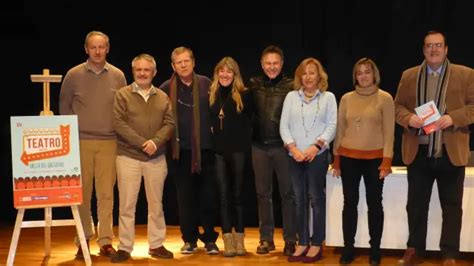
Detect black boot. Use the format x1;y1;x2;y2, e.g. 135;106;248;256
339;246;354;265
369;247;381;265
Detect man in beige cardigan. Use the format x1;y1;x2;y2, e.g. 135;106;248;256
395;30;474;266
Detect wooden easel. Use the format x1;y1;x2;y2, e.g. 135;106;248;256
6;69;91;266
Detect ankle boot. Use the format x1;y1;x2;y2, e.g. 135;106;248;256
339;246;355;264
233;232;247;256
222;233;236;257
369;247;381;265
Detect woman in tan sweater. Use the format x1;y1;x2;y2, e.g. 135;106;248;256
332;58;395;265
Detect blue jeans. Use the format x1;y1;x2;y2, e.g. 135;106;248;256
252;144;296;242
289;150;328;246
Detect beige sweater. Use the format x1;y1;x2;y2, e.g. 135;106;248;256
333;86;395;170
59;61;127;139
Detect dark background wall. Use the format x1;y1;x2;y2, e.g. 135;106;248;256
1;1;473;226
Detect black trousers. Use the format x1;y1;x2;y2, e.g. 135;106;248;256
340;156;384;250
215;152;246;234
406;145;465;259
171;149;219;244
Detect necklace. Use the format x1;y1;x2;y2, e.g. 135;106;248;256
178;85;194;107
355;116;362;131
218;89;232;130
304;91;316;98
301;96;320;138
178;98;193;107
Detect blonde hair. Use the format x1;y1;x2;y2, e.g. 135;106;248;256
294;57;329;91
352;57;381;86
209;57;247;113
171;46;194;63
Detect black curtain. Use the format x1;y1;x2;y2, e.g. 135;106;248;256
1;0;473;225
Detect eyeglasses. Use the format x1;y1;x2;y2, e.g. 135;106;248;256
424;43;444;49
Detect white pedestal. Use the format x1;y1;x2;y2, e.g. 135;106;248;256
326;167;474;251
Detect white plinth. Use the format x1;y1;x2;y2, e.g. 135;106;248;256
326;167;474;251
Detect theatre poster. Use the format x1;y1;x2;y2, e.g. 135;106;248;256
10;115;82;208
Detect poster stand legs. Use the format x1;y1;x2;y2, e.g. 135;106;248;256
6;205;91;266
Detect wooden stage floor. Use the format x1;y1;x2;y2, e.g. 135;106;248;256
0;225;473;265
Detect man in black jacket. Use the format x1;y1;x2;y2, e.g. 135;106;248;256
249;45;296;256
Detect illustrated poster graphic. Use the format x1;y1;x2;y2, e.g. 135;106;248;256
10;115;82;208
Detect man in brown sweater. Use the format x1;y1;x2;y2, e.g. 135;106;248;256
111;54;174;263
59;31;127;259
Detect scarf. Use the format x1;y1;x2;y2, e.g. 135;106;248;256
415;59;451;158
169;73;202;173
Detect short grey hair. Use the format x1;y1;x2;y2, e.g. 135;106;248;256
132;54;157;70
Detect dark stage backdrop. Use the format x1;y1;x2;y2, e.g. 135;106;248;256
1;1;473;226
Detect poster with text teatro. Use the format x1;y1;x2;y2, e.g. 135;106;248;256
10;115;82;208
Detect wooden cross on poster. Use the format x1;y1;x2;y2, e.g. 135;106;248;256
30;69;62;116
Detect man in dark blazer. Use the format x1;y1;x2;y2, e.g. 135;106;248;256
395;30;474;266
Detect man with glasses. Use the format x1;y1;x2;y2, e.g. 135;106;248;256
395;30;474;266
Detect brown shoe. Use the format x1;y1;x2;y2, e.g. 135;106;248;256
75;240;90;259
283;241;296;256
100;244;117;257
442;258;456;266
256;240;276;254
110;250;131;263
149;245;174;259
398;248;423;266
